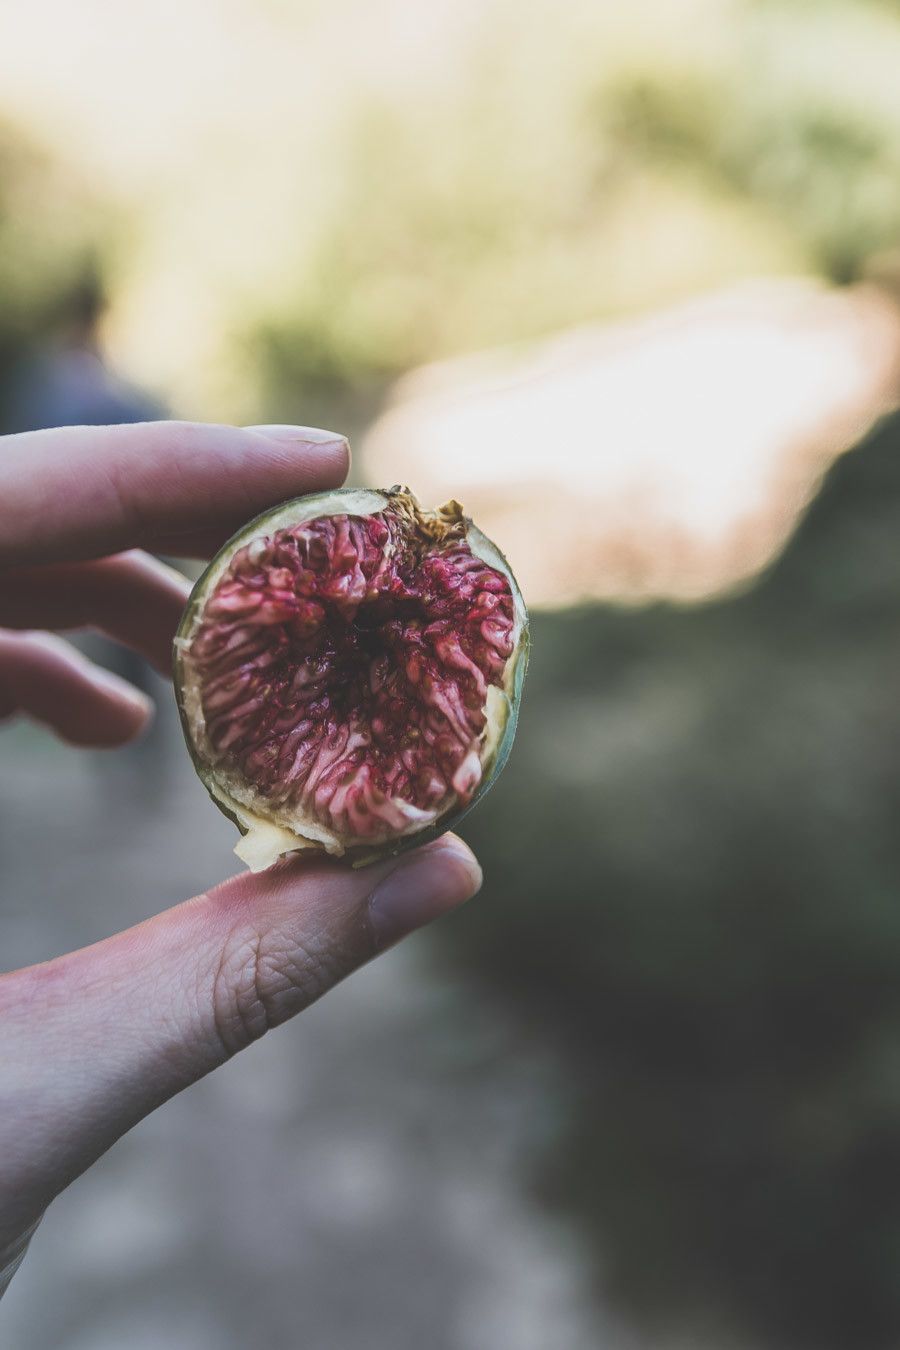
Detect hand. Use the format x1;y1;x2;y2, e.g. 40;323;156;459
0;422;481;1296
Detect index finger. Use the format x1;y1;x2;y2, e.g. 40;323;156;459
0;421;350;568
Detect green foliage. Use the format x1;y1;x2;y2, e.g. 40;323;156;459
604;71;900;283
243;0;900;418
598;0;900;281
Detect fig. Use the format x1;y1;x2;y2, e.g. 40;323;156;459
174;487;528;871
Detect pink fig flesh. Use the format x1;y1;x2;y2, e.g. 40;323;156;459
176;489;526;865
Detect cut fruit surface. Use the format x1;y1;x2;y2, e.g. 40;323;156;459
174;487;528;870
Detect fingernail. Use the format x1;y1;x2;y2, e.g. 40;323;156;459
246;423;349;448
368;838;483;949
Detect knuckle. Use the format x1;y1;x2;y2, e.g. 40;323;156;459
208;922;346;1059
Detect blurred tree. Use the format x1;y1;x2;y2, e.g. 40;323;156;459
604;73;900;284
242;0;900;426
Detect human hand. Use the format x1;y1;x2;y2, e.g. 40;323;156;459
0;422;481;1295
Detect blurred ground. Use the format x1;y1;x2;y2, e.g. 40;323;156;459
451;412;900;1350
0;694;609;1350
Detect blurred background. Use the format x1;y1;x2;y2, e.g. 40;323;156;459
3;0;900;1346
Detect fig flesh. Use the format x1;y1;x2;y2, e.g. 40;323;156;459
174;487;528;870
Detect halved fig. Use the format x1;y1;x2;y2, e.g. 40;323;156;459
174;487;528;871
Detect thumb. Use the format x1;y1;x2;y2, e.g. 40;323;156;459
0;836;480;1248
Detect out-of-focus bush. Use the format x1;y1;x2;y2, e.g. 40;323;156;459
450;414;900;1350
6;1;900;426
244;0;900;430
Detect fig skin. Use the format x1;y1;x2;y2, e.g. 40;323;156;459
173;486;529;870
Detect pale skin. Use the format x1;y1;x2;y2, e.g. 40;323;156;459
0;422;482;1295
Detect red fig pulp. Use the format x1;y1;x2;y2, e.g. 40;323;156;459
174;487;528;870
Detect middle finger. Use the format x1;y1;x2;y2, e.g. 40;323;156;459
0;552;191;675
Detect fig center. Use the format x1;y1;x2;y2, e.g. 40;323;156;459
189;505;515;841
